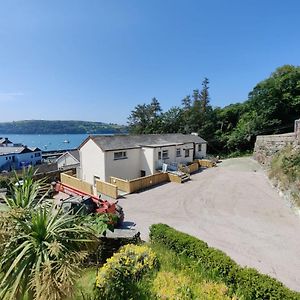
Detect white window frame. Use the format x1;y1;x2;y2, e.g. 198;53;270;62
158;151;162;160
176;148;181;157
114;151;127;160
185;149;190;157
162;150;169;159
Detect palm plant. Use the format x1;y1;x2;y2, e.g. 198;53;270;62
0;207;95;300
4;166;49;210
0;167;98;300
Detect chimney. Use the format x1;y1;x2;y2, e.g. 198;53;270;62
191;132;199;136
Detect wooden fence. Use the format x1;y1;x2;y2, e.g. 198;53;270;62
127;172;169;193
167;173;182;183
96;180;118;199
110;172;169;194
110;177;131;193
197;159;216;168
60;173;93;195
187;162;199;173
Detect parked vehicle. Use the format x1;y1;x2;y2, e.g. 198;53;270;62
54;182;124;227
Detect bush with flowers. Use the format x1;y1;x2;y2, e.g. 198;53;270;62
95;244;157;299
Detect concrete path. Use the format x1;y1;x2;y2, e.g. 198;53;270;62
118;157;300;291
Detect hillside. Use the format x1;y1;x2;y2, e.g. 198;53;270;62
0;120;127;134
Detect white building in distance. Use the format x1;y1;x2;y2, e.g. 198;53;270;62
79;133;207;185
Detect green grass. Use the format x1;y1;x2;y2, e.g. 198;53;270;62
72;267;97;300
270;145;300;207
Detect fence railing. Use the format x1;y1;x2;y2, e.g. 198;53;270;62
111;172;169;193
60;172;93;195
187;162;199;173
96;179;118;199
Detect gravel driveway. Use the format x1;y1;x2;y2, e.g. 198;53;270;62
118;157;300;291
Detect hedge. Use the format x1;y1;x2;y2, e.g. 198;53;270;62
149;224;300;300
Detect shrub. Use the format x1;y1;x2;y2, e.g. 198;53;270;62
95;244;157;299
150;224;300;300
153;271;232;300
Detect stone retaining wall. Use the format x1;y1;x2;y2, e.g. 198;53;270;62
253;119;300;166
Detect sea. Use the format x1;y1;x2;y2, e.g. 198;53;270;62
0;134;90;151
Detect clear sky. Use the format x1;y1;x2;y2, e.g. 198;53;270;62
0;0;299;124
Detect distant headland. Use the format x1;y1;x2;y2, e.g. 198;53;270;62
0;120;127;134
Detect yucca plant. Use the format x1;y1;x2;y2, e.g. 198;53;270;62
0;167;99;300
0;207;96;300
4;166;49;210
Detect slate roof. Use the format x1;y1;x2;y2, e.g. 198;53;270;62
0;138;13;144
69;150;80;162
0;146;32;156
82;133;206;151
56;150;80;163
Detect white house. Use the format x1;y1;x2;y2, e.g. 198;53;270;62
56;150;80;170
79;133;207;185
0;146;42;172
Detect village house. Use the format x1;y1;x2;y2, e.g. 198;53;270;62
56;150;80;171
79;133;207;185
0;141;42;172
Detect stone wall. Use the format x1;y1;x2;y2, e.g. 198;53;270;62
254;119;300;166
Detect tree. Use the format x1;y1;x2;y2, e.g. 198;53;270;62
200;77;210;113
160;107;184;133
0;167;97;300
181;95;191;110
128;98;163;134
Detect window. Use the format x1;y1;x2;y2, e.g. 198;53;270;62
35;152;41;157
162;150;169;159
185;149;190;157
114;151;127;160
158;151;162;160
198;144;201;152
176;148;181;157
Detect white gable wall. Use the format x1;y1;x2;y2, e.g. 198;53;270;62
105;148;141;181
80;139;105;184
57;153;79;169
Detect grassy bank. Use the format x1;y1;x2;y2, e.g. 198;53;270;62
269;145;300;208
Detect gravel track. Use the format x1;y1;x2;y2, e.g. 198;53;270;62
118;157;300;291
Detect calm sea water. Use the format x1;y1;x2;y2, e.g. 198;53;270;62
0;134;89;151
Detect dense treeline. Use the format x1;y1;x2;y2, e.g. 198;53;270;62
128;65;300;155
0;120;126;134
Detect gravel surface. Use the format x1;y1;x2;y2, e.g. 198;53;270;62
118;157;300;291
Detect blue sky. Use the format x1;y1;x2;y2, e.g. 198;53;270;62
0;0;299;124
